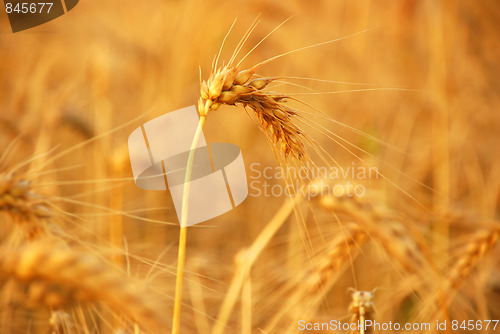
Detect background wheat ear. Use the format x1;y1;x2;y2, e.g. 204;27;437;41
0;172;52;244
0;242;169;333
445;226;500;292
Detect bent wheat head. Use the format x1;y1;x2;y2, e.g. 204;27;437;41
198;64;306;160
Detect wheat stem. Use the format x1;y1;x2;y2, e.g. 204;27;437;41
172;115;207;334
212;194;301;334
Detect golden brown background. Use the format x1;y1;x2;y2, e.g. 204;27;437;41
0;0;499;333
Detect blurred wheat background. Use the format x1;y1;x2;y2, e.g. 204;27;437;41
0;0;499;333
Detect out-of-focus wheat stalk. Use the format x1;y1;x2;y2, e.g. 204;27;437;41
211;194;302;334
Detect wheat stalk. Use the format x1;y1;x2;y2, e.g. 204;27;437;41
172;21;315;333
172;115;206;334
175;18;427;333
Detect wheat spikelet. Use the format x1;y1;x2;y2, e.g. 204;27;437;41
0;242;169;333
198;64;306;160
349;290;375;334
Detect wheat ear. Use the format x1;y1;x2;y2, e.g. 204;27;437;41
0;242;169;332
444;226;500;293
416;225;500;324
0;172;52;243
318;184;433;275
198;64;307;160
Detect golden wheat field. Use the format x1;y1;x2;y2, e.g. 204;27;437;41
1;0;500;333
